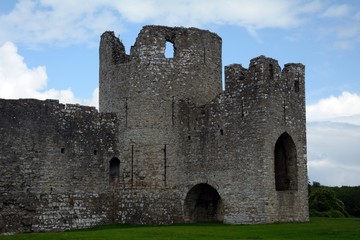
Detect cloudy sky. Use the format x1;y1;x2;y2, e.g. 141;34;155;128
1;0;359;186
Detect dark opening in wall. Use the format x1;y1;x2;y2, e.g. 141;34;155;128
61;148;65;154
274;132;298;191
269;64;274;80
109;157;120;183
165;40;174;58
93;150;97;155
220;129;224;135
294;80;300;93
184;183;223;223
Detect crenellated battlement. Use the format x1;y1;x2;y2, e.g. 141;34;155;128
225;56;304;97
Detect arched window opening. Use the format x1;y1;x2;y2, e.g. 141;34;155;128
184;183;223;223
109;157;120;183
274;133;298;191
165;40;174;58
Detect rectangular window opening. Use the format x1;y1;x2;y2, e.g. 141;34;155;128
165;41;174;58
294;80;300;93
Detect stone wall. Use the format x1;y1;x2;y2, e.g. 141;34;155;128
0;25;308;234
0;99;119;233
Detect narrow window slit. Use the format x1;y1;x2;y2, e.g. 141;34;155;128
203;47;206;64
165;41;174;58
125;98;128;128
164;144;167;187
131;145;134;187
269;64;274;80
241;101;245;118
283;100;286;122
294;80;300;93
172;96;175;126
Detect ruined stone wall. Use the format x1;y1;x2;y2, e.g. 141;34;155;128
99;25;308;225
0;25;308;234
99;25;223;198
170;56;308;224
0;99;119;233
221;57;308;223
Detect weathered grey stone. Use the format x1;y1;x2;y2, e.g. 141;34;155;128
0;25;308;234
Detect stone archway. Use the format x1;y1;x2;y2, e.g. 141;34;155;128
184;183;223;223
274;132;298;191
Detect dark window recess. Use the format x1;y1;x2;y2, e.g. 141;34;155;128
109;158;120;183
61;148;65;154
131;145;134;186
241;101;245;118
171;96;175;125
274;132;298;191
163;144;167;186
294;80;300;93
283;100;286;121
165;41;174;58
220;129;224;135
269;64;274;80
188;135;191;140
93;150;97;155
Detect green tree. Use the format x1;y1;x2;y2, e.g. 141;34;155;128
333;186;360;217
309;188;349;217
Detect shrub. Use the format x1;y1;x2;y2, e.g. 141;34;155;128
309;188;349;217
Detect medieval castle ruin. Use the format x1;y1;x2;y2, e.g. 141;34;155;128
0;26;309;234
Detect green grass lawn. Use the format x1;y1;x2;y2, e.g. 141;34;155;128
1;218;360;240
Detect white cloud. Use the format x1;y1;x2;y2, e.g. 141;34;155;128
0;41;98;108
308;157;360;186
306;92;360;186
307;122;360;186
321;4;351;18
0;41;47;98
0;0;122;47
83;87;99;109
0;0;323;46
307;92;360;124
114;0;307;28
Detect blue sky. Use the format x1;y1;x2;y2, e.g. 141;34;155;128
1;0;360;186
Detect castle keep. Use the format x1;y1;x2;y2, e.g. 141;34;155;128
0;26;308;234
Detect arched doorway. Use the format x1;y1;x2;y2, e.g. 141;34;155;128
274;132;298;191
184;183;223;222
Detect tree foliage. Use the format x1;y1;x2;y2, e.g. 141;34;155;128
332;186;360;217
309;184;351;218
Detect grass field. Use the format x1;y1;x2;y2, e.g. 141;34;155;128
1;218;360;240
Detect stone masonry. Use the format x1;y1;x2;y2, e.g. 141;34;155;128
0;25;309;234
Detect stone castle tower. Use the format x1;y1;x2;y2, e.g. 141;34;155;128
0;26;308;234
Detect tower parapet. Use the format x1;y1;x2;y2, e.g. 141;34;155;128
99;25;222;117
